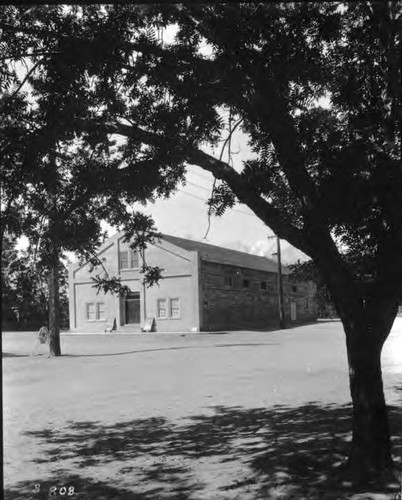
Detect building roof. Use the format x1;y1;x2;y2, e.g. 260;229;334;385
161;234;290;275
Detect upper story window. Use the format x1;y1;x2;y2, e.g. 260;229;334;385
260;281;267;291
119;249;139;270
292;285;298;293
243;279;250;288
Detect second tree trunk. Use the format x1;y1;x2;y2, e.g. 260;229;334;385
48;261;61;356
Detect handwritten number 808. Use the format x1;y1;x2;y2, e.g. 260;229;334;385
49;486;75;496
33;485;75;496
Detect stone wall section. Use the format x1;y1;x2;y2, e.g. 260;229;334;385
200;259;317;331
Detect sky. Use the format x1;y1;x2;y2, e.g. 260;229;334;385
123;172;309;265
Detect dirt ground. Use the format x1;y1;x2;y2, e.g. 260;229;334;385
2;320;402;500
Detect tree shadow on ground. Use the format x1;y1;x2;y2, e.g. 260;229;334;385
5;404;402;500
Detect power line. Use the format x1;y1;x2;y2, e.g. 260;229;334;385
177;189;209;203
186;180;212;192
183;181;259;218
177;188;276;240
186;167;214;182
177;187;264;219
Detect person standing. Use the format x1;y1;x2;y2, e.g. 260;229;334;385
31;326;50;356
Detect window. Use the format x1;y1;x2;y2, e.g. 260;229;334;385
119;249;139;269
157;299;167;319
97;302;106;320
119;250;128;269
243;279;250;288
170;298;180;318
224;276;233;287
304;298;310;312
157;298;181;319
292;285;298;293
130;250;139;268
260;281;267;291
86;303;95;320
86;302;105;321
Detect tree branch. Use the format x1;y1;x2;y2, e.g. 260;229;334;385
0;51;61;62
4;58;44;102
189;149;359;308
78;118;166;148
368;2;402;124
0;22;52;37
204;114;242;239
184;148;311;253
78;118;359;299
142;44;319;215
242;77;319;212
77;117;311;252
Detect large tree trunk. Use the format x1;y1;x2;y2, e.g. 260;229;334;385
48;255;61;357
341;299;398;487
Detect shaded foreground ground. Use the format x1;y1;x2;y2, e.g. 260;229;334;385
3;320;402;499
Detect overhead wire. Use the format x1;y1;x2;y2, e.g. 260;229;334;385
184;180;259;217
183;144;276;238
177;187;262;218
186;180;213;191
176;188;276;239
186;166;214;181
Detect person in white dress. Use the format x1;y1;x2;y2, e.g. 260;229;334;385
31;326;50;356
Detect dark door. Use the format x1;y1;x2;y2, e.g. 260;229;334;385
291;301;297;321
125;292;140;324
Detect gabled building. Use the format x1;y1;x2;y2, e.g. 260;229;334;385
69;233;317;333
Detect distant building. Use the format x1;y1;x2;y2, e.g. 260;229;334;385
69;234;317;333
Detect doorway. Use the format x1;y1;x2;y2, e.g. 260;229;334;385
291;301;297;322
125;292;141;324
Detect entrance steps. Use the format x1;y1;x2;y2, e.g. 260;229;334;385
118;324;142;333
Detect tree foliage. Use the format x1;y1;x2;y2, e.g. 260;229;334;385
0;5;166;310
3;4;399;302
1;233;69;329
